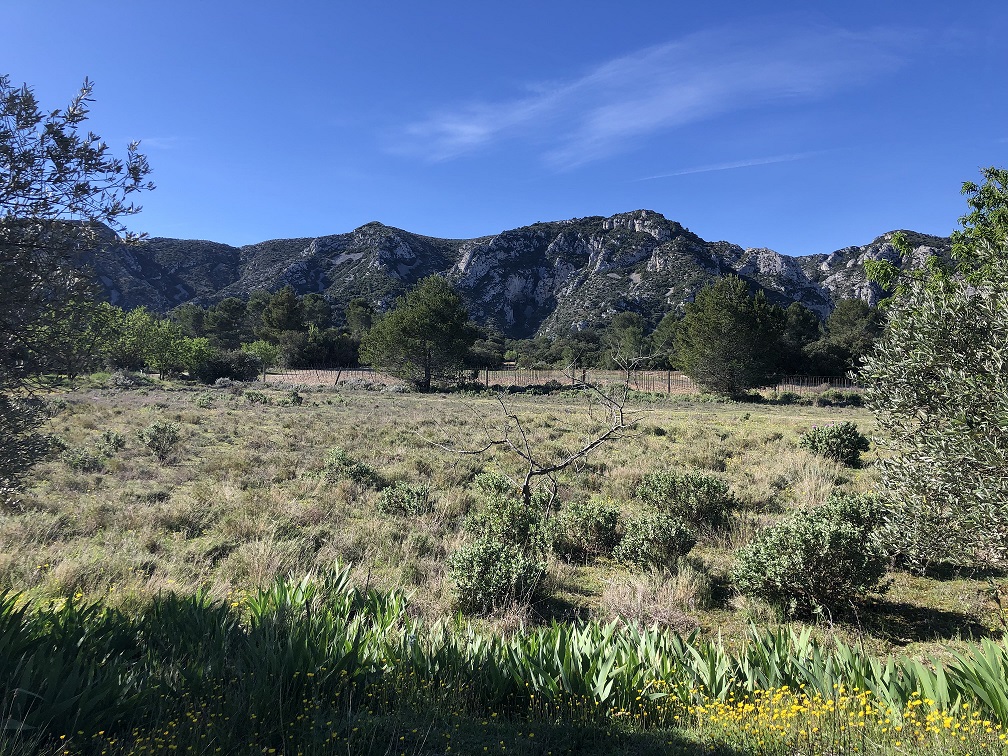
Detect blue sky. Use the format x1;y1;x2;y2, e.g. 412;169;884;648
5;1;1006;256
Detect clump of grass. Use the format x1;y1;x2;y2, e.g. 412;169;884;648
602;563;711;631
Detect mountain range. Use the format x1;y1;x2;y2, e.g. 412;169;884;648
85;210;949;338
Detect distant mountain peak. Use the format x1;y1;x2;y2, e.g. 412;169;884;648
86;211;950;337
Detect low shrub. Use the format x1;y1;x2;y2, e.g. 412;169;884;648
814;389;864;407
472;471;515;501
465;493;552;553
772;391;804;405
193;392;215;408
61;447;104;473
614;510;696;569
378;481;432;516
447;537;546;614
731;493;888;617
322;446;383;488
107;371;148;389
553;498;621;560
244;390;270;405
634;469;736;532
276;389;303;406
136;421;181;463
96;430;125;457
799;421;870;467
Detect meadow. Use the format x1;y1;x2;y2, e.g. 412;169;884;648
2;375;1004;754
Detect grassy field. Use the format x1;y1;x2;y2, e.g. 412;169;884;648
4;376;1007;755
1;377;996;658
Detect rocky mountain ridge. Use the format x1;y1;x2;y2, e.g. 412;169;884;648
86;211;949;338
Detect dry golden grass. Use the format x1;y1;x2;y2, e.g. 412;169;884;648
0;378;993;655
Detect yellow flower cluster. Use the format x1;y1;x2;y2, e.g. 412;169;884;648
689;686;1008;755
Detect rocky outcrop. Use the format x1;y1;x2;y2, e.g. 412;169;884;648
87;211;950;338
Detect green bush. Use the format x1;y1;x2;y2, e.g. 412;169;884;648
472;471;515;501
244;390;270;405
634;469;736;532
322;446;383;488
731;493;888;617
136;421;181;463
613;510;696;569
553;499;621;560
465;494;552;553
96;430;125;457
193;392;215;409
378;481;432;516
277;389;303;406
447;537;546;614
799;421;870;467
814;389;864;408
61;447;104;472
772;391;803;405
191;349;262;384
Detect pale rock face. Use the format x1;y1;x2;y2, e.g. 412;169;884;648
89;211;951;338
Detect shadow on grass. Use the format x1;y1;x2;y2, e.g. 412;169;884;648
856;597;990;644
919;562;1008;582
532;590;593;624
358;711;746;756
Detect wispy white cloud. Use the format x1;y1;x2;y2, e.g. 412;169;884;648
137;136;183;150
637;151;823;180
393;23;915;169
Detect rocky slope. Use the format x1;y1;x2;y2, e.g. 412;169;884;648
87;211;949;338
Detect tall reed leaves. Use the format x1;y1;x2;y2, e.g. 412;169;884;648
4;572;1008;753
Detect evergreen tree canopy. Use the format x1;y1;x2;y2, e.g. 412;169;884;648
360;276;480;391
676;276;785;395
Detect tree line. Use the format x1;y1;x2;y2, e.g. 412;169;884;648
356;275;883;395
506;291;881;378
23;271;883;396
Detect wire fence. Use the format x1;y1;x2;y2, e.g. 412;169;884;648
265;366;861;396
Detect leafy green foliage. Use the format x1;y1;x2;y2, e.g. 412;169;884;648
861;167;1008;572
676;276;786;395
804;299;883;376
449;473;553;613
61;447;104;473
321;446;383;488
360;275;480;391
798;422;870;467
634;469;736;532
377;481;432;516
0;396;51;491
732;493;888;617
241;339;279;379
136;421;181;463
553;499;622;561
191;348;262;384
96;430;126;458
464;477;552;554
447;538;547;614
0;76;151;488
613;510;696;570
6;576;1008;754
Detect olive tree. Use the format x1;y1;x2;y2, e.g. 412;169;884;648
0;75;152;490
861;167;1008;571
